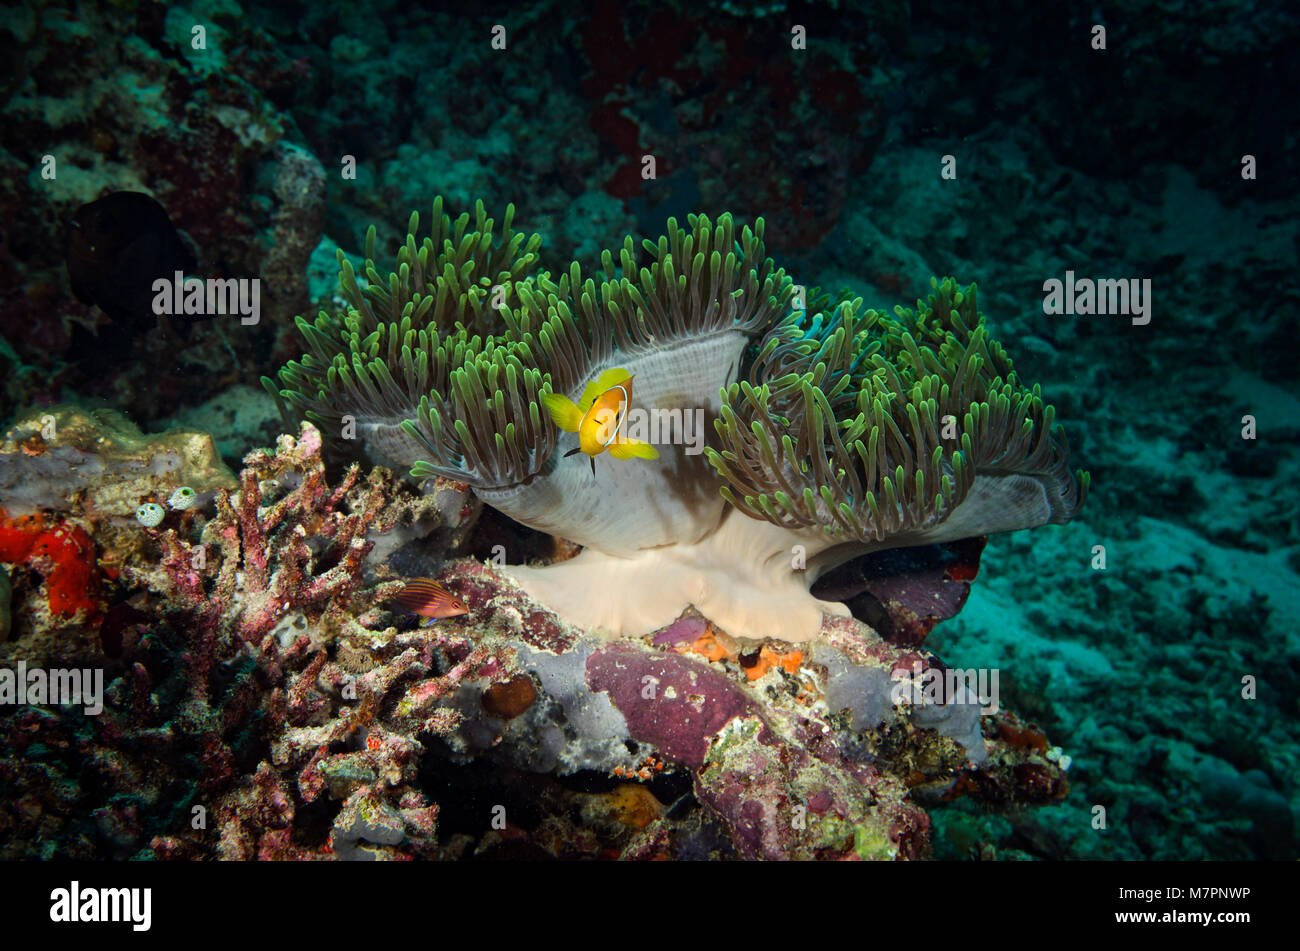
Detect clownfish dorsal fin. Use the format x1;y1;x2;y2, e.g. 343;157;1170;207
578;367;632;412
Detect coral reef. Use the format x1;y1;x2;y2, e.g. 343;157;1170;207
404;560;1071;860
270;199;1087;642
0;409;1072;861
0;420;499;859
0;404;235;519
0;405;236;658
258;144;328;327
0;2;327;424
147;423;391;649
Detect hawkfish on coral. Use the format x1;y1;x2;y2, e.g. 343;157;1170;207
392;578;470;626
267;198;1087;642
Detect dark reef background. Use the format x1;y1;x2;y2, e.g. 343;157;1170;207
0;0;1296;860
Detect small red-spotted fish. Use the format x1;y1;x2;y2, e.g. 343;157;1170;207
392;578;469;626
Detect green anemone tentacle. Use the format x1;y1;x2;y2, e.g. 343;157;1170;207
709;277;1087;541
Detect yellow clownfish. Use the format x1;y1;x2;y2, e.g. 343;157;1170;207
542;367;660;474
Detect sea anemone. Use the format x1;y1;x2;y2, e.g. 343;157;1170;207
267;198;1087;641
